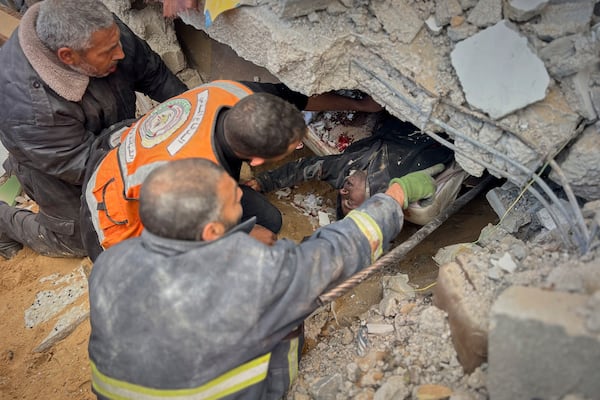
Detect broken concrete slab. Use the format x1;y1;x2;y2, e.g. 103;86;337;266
25;266;88;329
488;285;600;400
538;33;600;80
278;0;333;19
504;0;548;23
561;67;598;121
532;0;595;41
34;304;89;353
173;2;586;190
451;20;550;119
550;123;600;201
368;0;423;44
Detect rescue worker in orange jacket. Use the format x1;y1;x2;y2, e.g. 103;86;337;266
81;80;382;260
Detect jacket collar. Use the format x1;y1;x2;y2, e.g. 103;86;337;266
140;218;257;255
18;3;90;102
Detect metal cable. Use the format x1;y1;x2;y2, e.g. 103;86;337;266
423;131;574;248
352;61;589;251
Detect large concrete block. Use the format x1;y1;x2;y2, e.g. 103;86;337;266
488;286;600;400
433;255;491;373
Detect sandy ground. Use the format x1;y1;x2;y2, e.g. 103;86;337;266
0;146;495;400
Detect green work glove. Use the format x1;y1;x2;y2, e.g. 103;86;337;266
389;164;445;209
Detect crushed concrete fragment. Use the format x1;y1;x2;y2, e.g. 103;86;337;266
368;0;423;44
504;0;548;22
434;0;462;27
466;0;502;28
538;34;600;80
34;304;89;353
24;266;88;329
532;1;595;41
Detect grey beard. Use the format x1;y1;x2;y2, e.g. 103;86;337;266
67;62;109;78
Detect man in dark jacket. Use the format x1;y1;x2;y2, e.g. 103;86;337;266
248;112;466;224
0;0;187;259
88;157;440;400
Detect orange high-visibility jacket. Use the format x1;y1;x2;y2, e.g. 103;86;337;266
85;80;254;250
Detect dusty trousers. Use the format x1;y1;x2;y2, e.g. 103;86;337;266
0;202;86;258
1;157;87;258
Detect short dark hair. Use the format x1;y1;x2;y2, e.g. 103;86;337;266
139;158;225;240
224;93;307;159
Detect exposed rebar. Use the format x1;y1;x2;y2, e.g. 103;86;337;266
422;130;574;248
352;61;590;252
317;175;493;306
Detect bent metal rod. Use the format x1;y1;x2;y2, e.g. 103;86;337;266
317;175;494;306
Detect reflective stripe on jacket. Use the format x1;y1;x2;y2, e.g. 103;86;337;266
91;353;272;399
85;80;254;250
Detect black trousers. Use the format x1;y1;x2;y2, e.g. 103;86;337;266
240;185;282;234
0;158;87;258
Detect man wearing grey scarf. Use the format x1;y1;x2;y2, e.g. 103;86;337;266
0;0;187;259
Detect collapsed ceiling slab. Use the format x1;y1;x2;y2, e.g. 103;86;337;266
101;0;599;250
172;0;597;191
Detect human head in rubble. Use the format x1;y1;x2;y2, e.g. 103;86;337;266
36;0;125;78
336;163;467;225
249;112;467;226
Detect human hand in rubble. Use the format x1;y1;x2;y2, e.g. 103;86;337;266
242;179;262;192
250;224;277;245
388;164;445;209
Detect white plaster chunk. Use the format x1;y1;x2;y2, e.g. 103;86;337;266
425;15;443;34
504;0;549;22
367;323;395;335
491;252;518;273
318;211;331;226
451;20;550;119
369;0;423;44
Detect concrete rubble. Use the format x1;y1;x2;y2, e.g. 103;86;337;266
2;0;599;398
163;0;600;203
